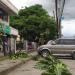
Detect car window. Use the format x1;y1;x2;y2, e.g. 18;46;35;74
56;39;75;45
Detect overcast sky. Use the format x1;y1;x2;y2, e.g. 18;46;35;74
63;0;75;20
9;0;75;37
10;0;55;16
62;0;75;37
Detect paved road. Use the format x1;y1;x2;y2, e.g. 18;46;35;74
7;60;42;75
5;56;75;75
60;59;75;75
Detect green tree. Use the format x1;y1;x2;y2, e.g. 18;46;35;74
10;4;57;44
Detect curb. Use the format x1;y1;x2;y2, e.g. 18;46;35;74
0;56;8;61
0;57;32;75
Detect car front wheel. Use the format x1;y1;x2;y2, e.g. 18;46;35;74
41;49;50;57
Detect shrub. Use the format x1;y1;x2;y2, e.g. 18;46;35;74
36;55;72;75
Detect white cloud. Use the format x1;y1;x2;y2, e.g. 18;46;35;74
9;0;47;9
9;0;54;16
62;20;75;37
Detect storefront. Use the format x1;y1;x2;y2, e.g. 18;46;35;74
10;27;18;54
0;0;18;56
0;22;11;55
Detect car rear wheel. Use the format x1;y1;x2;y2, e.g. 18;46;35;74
41;49;50;57
72;52;75;60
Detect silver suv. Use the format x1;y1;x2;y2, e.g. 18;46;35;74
37;38;75;59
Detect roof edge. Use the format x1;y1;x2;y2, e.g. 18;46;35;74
0;0;18;14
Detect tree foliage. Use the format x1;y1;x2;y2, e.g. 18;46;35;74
10;4;57;44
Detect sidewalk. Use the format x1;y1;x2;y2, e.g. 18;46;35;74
7;60;42;75
0;51;37;75
0;52;4;57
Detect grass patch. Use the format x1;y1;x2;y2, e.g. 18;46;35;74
9;51;28;60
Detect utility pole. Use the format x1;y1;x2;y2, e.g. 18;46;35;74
55;0;59;38
58;0;65;38
55;0;65;38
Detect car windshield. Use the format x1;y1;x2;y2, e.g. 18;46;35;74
47;40;56;45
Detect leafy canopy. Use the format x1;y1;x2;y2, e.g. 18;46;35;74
10;4;57;43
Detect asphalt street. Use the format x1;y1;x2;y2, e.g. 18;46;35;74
61;59;75;75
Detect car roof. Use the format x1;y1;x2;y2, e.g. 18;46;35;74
58;37;75;40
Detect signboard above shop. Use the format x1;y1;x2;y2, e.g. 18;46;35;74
0;22;10;34
4;25;10;34
10;27;18;36
0;22;18;36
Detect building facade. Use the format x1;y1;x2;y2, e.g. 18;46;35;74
0;0;18;55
